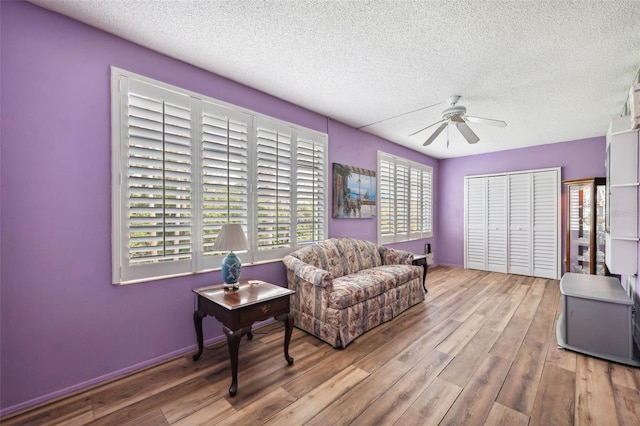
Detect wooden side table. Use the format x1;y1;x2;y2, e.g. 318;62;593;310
412;254;429;292
192;279;295;396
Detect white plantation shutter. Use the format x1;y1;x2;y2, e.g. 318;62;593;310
410;168;421;236
396;163;410;236
255;118;292;260
409;167;434;239
295;131;327;244
115;77;195;283
377;152;433;244
422;169;433;236
112;68;328;284
200;102;250;268
379;157;395;240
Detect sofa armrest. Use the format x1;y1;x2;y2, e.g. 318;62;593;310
379;246;414;265
283;255;333;288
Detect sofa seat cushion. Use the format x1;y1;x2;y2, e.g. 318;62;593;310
328;264;420;309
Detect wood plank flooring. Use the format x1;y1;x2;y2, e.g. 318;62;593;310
4;267;640;425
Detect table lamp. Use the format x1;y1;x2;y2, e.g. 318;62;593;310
212;224;249;290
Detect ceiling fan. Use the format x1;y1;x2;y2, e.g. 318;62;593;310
410;96;507;146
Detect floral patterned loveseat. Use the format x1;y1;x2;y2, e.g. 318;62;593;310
282;237;424;348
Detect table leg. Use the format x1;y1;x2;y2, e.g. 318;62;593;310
276;312;294;365
223;326;242;397
192;310;206;361
422;263;428;293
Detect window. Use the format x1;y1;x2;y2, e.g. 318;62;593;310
112;68;327;284
377;151;432;243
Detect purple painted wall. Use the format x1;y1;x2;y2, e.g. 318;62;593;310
0;2;437;414
0;0;612;416
438;137;607;269
327;119;439;254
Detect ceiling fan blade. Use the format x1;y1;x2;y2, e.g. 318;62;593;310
423;122;447;146
455;122;480;144
450;115;464;123
409;118;446;137
465;115;507;128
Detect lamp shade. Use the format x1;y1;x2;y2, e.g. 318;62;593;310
212;224;249;289
212;224;249;253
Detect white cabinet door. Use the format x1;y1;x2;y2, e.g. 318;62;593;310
609;129;638;186
508;173;532;276
608;128;638;240
465;177;487;270
532;170;559;279
487;175;508;273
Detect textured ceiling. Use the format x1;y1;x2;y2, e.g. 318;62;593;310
29;0;640;159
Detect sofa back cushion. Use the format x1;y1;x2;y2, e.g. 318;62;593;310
290;237;382;278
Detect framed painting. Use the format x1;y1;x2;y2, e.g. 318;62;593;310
332;163;376;219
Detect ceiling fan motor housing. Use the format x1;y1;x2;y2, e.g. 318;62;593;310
442;105;466;120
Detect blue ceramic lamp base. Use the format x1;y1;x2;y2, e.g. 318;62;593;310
221;251;242;290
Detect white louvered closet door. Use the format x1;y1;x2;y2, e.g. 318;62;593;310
508;173;532;275
465;177;487;270
464;168;559;279
487;175;508;273
532;170;559;279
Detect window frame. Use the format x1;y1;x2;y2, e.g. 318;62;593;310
111;67;328;285
377;151;433;244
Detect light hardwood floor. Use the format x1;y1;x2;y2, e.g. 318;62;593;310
4;267;640;425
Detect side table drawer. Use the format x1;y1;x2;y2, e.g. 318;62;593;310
412;256;427;267
239;297;290;325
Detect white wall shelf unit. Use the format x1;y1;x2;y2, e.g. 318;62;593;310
605;116;639;275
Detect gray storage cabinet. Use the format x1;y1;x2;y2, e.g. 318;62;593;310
556;273;640;366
